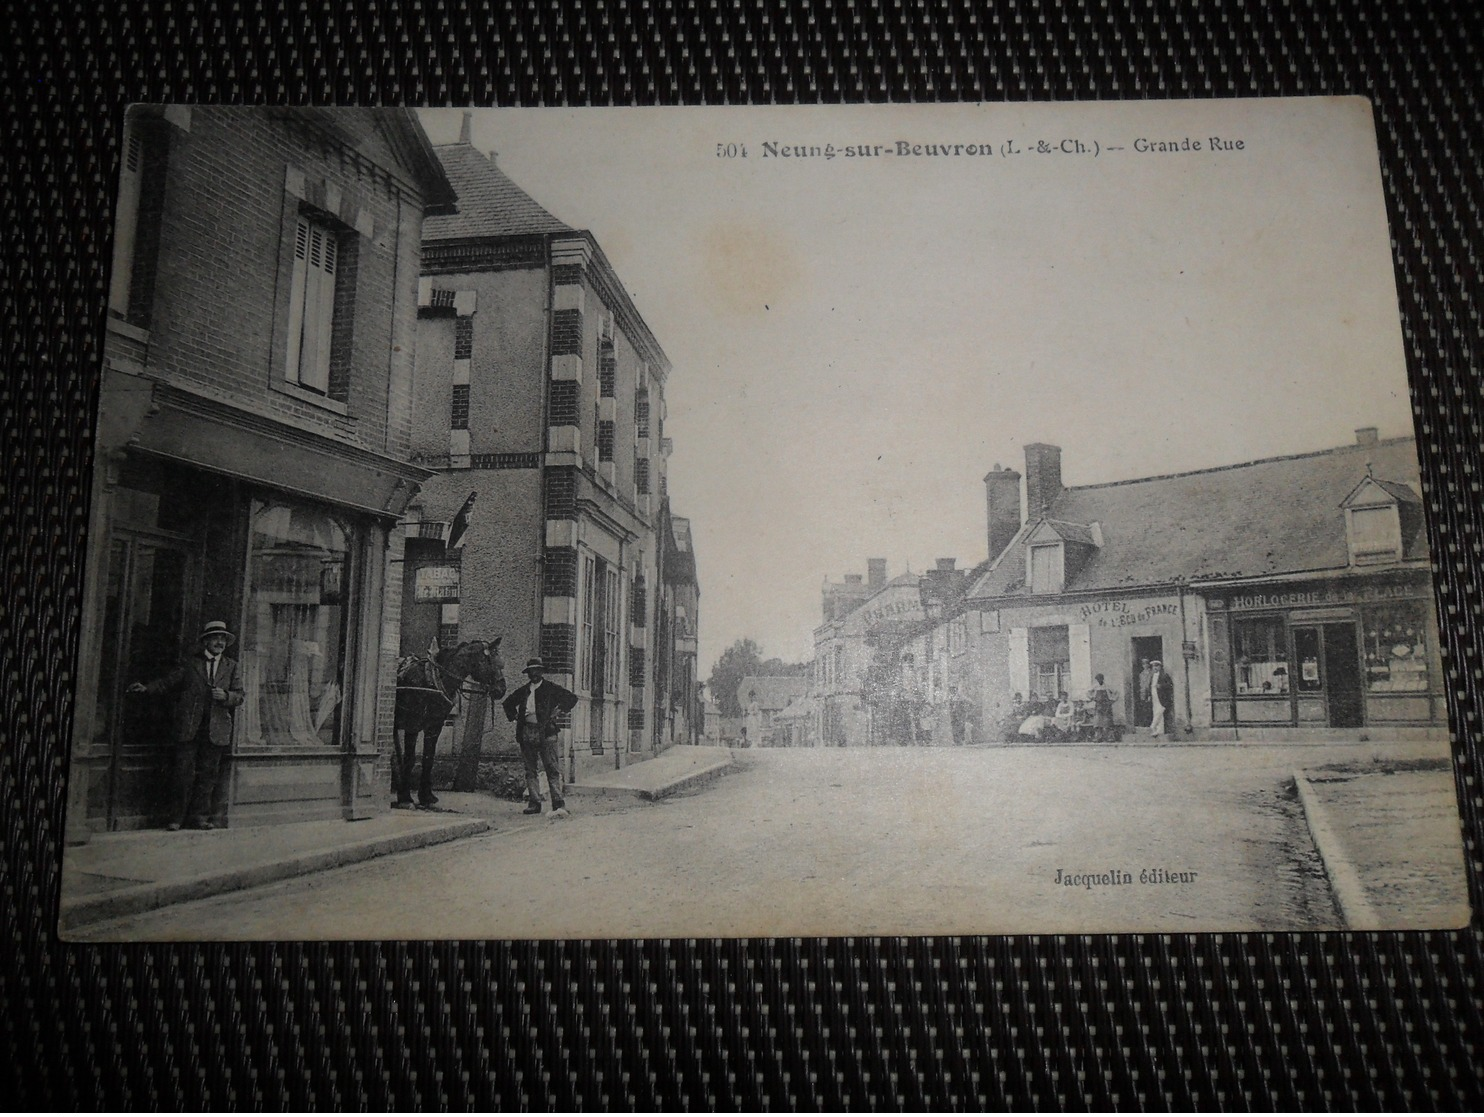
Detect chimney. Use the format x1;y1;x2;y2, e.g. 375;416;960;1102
984;463;1022;561
1024;443;1063;521
867;558;887;592
1355;427;1379;446
935;558;956;573
458;110;473;144
843;574;863;584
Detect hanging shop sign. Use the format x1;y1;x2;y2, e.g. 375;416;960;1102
414;564;461;602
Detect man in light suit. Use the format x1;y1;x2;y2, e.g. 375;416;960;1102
128;619;244;830
501;657;579;817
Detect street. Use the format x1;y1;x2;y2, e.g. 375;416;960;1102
74;743;1464;940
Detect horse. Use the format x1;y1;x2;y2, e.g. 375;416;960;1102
393;637;506;808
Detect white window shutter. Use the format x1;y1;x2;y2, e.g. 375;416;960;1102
108;132;145;316
1008;627;1029;696
285;217;310;383
1069;623;1092;697
309;230;336;393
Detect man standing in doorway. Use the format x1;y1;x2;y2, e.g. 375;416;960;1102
1148;659;1177;739
127;620;244;831
1136;657;1154;728
502;657;579;817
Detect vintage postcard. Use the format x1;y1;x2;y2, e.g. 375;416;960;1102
60;98;1469;940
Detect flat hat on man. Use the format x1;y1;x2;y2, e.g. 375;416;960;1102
199;620;235;644
522;657;546;674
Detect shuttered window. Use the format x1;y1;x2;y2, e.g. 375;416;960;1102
286;216;339;395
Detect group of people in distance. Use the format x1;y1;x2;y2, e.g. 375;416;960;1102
1007;658;1176;743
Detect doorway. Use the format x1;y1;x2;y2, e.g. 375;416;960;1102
1128;636;1163;729
1322;623;1364;728
93;530;201;829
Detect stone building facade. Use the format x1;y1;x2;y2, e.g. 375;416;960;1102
407;127;698;780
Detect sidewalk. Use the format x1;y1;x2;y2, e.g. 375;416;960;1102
59;745;736;933
59;811;490;934
569;745;735;800
1293;757;1471;930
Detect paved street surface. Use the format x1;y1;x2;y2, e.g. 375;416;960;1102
74;742;1467;940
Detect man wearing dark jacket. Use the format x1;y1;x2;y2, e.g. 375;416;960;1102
501;657;579;816
127;620;244;830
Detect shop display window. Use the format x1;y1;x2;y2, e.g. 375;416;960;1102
1293;627;1324;693
1363;602;1430;692
240;498;354;749
1234;616;1289;695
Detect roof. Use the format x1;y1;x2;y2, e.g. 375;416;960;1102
736;676;810;712
423;143;574;241
268;108;458;214
775;694;815;722
967;436;1428;600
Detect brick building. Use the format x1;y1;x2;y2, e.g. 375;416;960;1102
72;108;455;834
406;121;699;780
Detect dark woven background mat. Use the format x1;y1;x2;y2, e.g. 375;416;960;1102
5;1;1482;1109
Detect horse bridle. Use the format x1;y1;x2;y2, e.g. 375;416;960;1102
396;647;504;705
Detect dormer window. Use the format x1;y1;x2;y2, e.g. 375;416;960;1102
1341;473;1419;566
1028;542;1063;594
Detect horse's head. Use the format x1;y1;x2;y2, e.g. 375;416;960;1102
467;636;506;699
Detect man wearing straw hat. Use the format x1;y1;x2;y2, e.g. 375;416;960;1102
127;620;244;831
501;657;579;817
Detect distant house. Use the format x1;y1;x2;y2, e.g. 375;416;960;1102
773;693;817;748
957;430;1441;736
736;676;811;748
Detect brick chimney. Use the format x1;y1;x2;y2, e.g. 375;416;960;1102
1024;443;1063;521
983;463;1022;561
1355;427;1379;446
867;558;887;592
935;558;956;572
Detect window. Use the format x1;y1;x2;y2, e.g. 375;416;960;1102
1233;616;1288;695
285;215;350;399
240;499;354;749
1028;625;1070;701
579;555;597;693
1029;543;1062;594
1349;505;1399;563
1293;627;1323;692
604;567;622;697
1363;602;1430;692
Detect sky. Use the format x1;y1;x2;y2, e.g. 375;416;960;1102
417;100;1415;677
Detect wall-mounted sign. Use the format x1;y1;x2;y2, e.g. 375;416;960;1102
414;564;461;602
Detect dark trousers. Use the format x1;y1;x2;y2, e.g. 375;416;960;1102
518;726;565;805
173;723;224;826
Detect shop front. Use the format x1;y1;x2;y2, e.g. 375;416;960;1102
73;379;430;835
77;451;402;830
1203;573;1444;730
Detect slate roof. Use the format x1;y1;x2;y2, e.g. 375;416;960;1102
966;436;1427;601
423;143;574;241
737;676;810;713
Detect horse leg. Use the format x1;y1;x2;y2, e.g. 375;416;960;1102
418;720;441;806
392;726;416;807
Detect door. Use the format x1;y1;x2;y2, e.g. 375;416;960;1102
1322;623;1364;728
1128;636;1162;729
96;531;201;829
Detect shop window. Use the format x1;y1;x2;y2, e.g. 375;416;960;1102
1028;543;1063;595
1363;602;1430;692
1028;625;1070;702
1293;627;1323;692
1233;616;1289;695
285;214;356;402
240;499;353;749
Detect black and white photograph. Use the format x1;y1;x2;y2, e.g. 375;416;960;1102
59;98;1469;940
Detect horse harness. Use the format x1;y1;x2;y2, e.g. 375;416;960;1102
395;653;492;716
